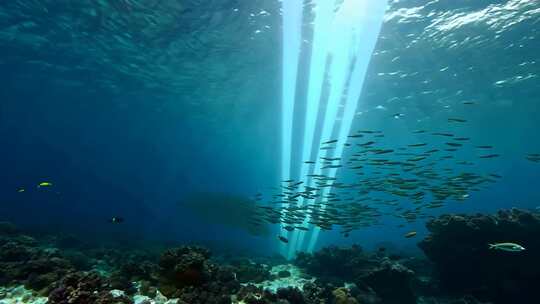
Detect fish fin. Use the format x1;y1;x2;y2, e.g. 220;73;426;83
488;244;495;249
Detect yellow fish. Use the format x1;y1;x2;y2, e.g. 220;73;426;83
38;182;53;188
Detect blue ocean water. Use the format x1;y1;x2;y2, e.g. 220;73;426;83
0;0;538;260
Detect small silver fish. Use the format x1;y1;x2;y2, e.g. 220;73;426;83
489;242;525;252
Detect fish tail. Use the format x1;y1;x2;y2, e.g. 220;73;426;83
488;244;495;249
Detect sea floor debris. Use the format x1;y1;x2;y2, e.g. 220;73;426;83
249;264;315;293
0;285;47;304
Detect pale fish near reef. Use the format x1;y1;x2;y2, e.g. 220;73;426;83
489;242;525;252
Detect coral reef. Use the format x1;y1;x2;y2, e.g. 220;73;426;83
233;284;306;304
295;245;369;283
48;271;133;304
301;282;330;304
295;245;416;303
156;246;241;303
158;246;213;289
108;254;159;295
229;259;271;283
0;231;74;295
275;287;306;304
355;258;415;304
233;283;362;304
251;264;314;293
419;208;540;303
130;281;174;304
416;295;492;304
1;215;534;304
0;285;48;304
332;287;358;304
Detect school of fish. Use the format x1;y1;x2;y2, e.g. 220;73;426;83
245;119;536;243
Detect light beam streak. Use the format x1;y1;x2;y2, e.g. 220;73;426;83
306;0;388;253
287;0;337;259
280;0;303;256
280;0;387;258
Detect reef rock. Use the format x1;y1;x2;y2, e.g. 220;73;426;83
295;245;416;303
233;284;306;304
48;271;133;304
250;264;314;293
419;208;540;303
0;285;48;304
233;284;269;304
157;246;241;303
332;287;358;304
158;246;212;289
0;233;74;295
295;245;378;284
109;256;160;295
229;259;271;283
356;258;415;304
301;282;329;304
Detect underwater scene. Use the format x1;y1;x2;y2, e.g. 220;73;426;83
0;0;539;303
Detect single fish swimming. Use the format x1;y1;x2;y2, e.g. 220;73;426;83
109;216;124;224
278;236;289;243
404;231;417;238
489;242;525;252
